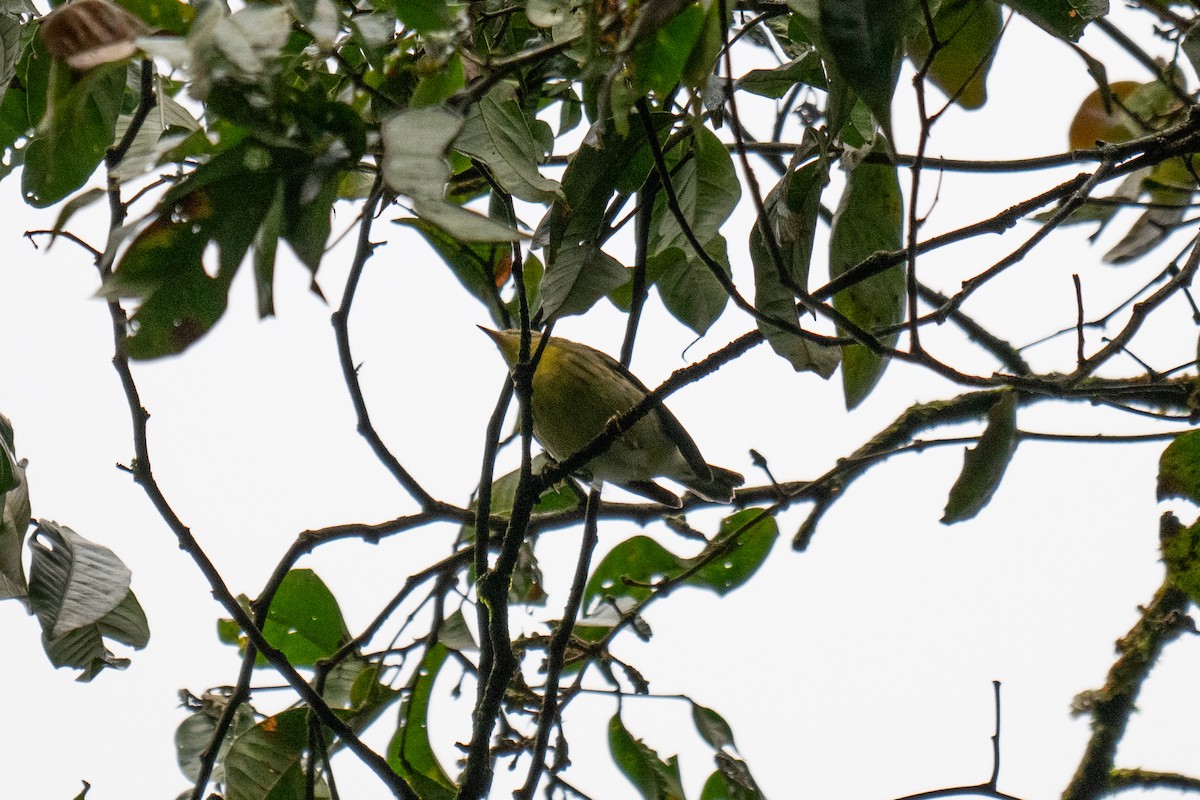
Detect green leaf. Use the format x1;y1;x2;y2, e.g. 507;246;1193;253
538;242;630;320
454;85;560;203
688;509;779;595
906;0;1003;110
41;587;149;681
650;125;741;260
387;644;456;800
942;390;1018;524
535;114;672;319
101;142;281;358
1103;185;1191;265
184;4;291;101
643;124;739;333
816;0;903;141
342;663;404;737
828;149;904;409
437;607;478;652
0;13;22;88
630;3;706;95
699;763;765;800
691;703;735;750
381;105;521;242
0;412;15;494
176;703;256;784
609;713;686;800
650;238;730;336
737;51;826;98
398;218;512;327
1005;0;1106;41
682;0;729;87
252;182;285;318
750;145;839;377
116;0;195;34
47;188;106;250
22;60;126;207
224;709;328;800
581;510;778;635
393;0;451;31
257;569;350;667
1162;515;1200;604
583;536;685;616
0;413;29;601
28;521;131;640
411;52;465;108
1158;430;1200;504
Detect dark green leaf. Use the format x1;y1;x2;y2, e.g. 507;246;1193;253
1103;185;1191;265
906;0;1003;109
100;142;280;358
650;125;740;259
0;13;21;88
651;238;730;336
609;713;686;800
699;762;764;800
387;643;456;800
1158;430;1200;504
342;663;404;737
942;390;1018;524
0;413;29;601
224;709;323;800
581;510;777;635
828;148;904;409
455;85;561;204
737;51;826;98
176;703;256;783
750;145;839;377
538;242;630;320
692;703;735;750
22;60;126;207
682;0;728;87
252;182;285;318
817;0;903;140
41;588;149;681
1005;0;1106;41
0;411;17;494
393;0;450;30
47;188;105;250
28;520;131;640
258;569;350;667
535;114;671;318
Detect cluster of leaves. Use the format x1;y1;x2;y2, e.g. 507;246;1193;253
11;0;1200;796
0;415;148;681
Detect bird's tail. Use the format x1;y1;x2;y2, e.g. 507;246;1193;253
682;465;745;504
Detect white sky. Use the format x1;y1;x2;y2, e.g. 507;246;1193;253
2;5;1200;799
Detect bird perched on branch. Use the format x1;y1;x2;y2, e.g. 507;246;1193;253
481;328;743;507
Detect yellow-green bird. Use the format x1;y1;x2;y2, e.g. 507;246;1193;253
482;328;744;507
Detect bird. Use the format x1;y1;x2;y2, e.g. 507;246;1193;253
481;327;744;507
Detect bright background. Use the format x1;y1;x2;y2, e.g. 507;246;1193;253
3;6;1199;799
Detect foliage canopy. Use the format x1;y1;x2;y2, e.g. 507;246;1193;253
3;0;1200;798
